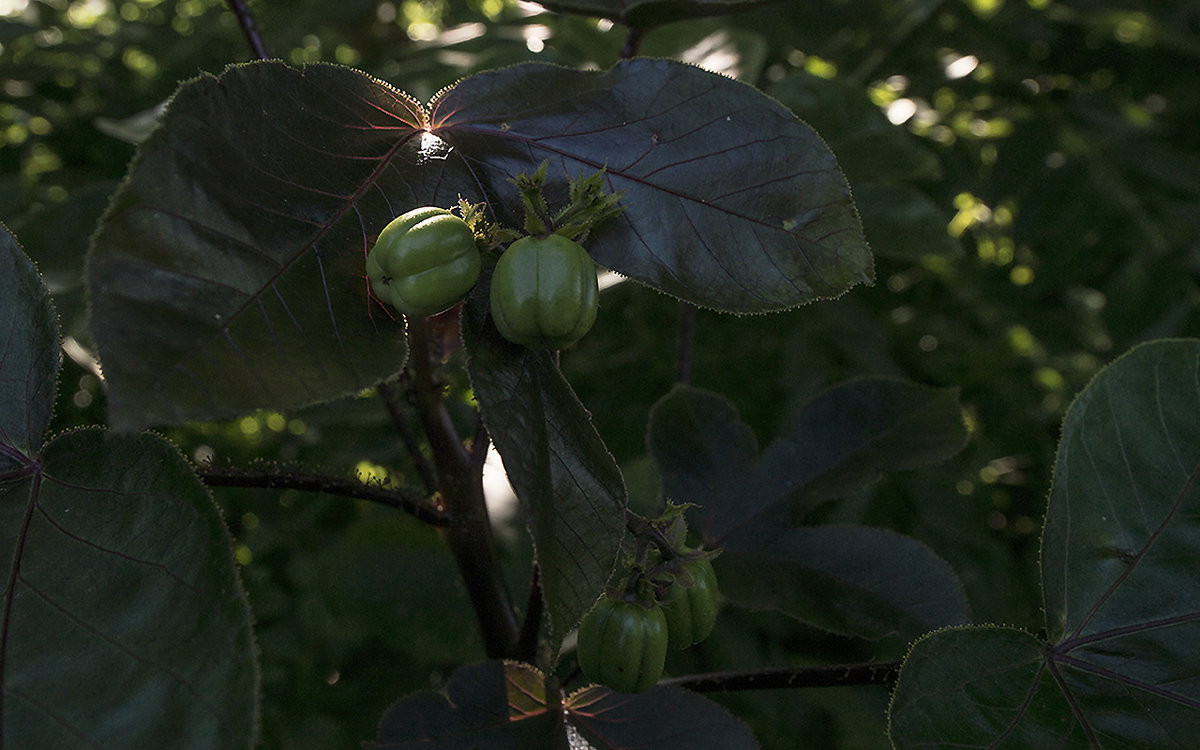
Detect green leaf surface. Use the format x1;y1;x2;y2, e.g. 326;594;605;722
0;429;259;749
890;627;1081;748
433;59;871;312
2;233;258;748
463;291;626;642
0;225;60;462
88;63;443;429
647;382;970;640
369;661;563;749
529;0;779;29
566;684;759;749
890;339;1200;747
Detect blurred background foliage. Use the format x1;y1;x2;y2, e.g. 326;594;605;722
4;0;1199;747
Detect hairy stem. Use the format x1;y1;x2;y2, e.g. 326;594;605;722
197;464;447;526
658;661;902;692
408;316;520;658
224;0;270;60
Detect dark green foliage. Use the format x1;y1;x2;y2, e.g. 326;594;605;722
1;228;259;749
3;0;1200;748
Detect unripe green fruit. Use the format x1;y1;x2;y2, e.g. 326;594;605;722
489;234;599;349
660;558;720;649
367;207;480;317
576;596;668;693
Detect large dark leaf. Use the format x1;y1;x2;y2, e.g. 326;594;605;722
647;382;970;640
432;59;872;312
88;63;455;429
462;290;626;642
1;231;258;749
890;339;1200;747
90;60;869;428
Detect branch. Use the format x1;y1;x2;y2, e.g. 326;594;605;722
197;464;447;526
408;316;521;658
658;661;902;693
224;0;270;60
378;379;439;493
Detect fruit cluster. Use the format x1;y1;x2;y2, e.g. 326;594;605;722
577;557;720;694
366;206;599;349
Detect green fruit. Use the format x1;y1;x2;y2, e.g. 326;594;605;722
367;207;480;317
661;558;720;649
576;596;668;693
489;234;599;348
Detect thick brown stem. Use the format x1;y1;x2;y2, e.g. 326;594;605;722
408;317;520;658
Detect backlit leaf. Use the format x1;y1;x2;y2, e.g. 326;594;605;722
890;339;1200;748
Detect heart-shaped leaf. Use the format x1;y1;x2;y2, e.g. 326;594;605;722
88;63;454;429
889;339;1200;747
648;382;970;640
462;289;626;643
89;59;869;428
432;59;872;313
1;228;258;749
